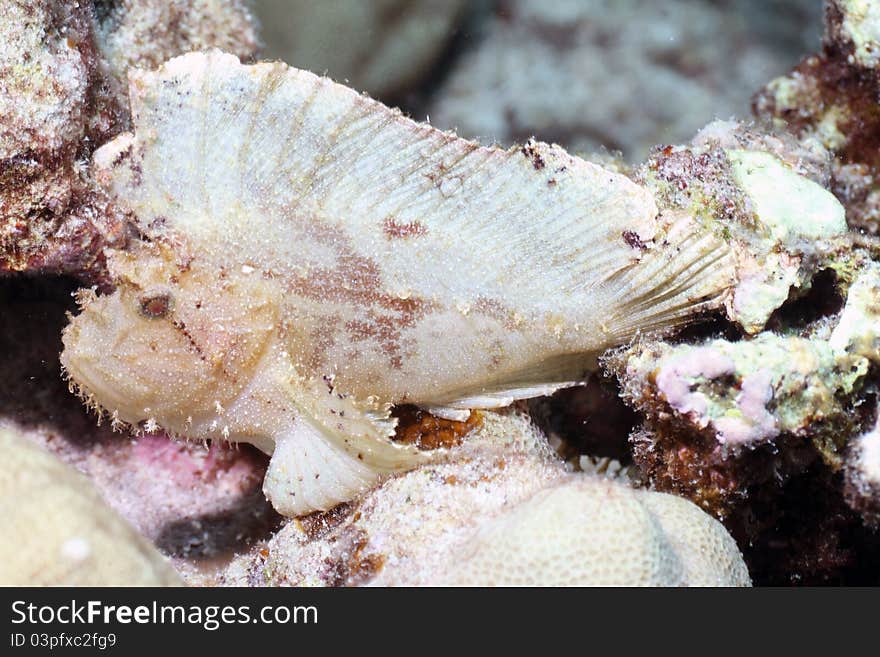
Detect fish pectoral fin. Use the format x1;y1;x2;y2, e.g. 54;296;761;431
263;376;429;516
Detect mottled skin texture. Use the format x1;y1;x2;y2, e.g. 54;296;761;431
62;51;735;516
63;243;282;453
0;274;279;575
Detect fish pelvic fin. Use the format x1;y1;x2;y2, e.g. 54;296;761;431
264;374;430;516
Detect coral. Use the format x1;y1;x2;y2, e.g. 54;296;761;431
434;478;749;586
252;0;468;102
754;0;880;233
61;50;737;517
427;0;820;160
636;120;850;334
217;410;749;587
216;410;564;586
612;257;880;515
0;0;258;284
0;425;180;585
624;335;864;450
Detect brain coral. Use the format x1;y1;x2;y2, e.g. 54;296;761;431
434;476;751;587
218;410;749;587
0;426;180;586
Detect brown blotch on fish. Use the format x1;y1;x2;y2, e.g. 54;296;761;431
393;405;482;450
383;216;428;239
473;297;520;331
520;141;546;170
623;230;649;251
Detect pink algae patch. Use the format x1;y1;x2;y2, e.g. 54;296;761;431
132;433;263;488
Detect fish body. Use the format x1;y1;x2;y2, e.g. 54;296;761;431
62;51;733;515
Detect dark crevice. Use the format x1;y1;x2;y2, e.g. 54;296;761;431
765;268;845;333
529;372;636;464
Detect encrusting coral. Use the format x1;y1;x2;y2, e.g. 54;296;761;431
595;4;880;561
610;232;880;523
636;120;851;334
620;259;879;450
0;425;181;585
217;411;749;587
613;284;876;514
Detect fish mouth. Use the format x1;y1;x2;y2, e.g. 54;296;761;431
60;317;140;427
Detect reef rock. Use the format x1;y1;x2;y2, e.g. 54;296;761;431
0;0;258;284
755;0;880;233
636;120;850;334
612;258;880;515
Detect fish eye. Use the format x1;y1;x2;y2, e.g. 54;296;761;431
139;292;173;318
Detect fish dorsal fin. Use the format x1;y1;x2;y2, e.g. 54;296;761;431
94;51;666;318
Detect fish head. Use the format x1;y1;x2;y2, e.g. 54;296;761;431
61;242;281;435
